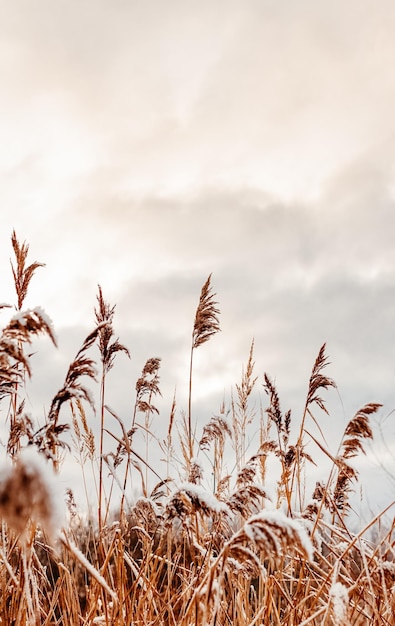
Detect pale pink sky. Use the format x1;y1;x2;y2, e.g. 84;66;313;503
0;0;395;513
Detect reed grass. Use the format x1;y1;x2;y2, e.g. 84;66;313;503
0;232;393;625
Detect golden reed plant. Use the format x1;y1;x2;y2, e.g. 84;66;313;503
0;232;393;625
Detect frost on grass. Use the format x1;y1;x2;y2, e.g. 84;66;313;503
165;482;230;520
188;456;204;484
33;306;57;340
10;306;57;345
330;581;349;625
228;508;314;564
0;448;64;539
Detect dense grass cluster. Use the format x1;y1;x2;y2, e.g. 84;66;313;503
0;232;394;625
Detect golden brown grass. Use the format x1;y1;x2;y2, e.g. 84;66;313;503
0;232;393;625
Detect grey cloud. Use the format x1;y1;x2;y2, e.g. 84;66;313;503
66;175;395;422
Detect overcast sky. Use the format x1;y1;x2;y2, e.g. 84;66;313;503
1;0;395;517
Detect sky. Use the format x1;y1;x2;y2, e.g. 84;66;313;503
1;0;395;518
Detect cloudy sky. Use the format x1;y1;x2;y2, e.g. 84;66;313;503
1;0;395;517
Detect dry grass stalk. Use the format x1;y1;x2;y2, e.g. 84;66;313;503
95;285;130;532
188;274;220;459
6;232;48;463
290;344;337;512
232;340;258;471
37;329;100;469
199;409;231;490
263;374;295;510
0;307;57;456
134;356;162;488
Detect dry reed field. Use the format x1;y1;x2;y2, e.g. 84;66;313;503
0;231;394;625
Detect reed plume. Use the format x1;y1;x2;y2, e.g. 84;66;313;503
188;274;220;459
134;357;162;419
263;374;294;509
0;308;56;383
95;285;130;531
290;343;336;510
1;309;57;456
36;328;100;469
95;286;130;374
0;450;60;539
11;230;45;311
227;461;268;519
332;402;380;513
226;508;313;565
4;232;53;463
191;274;221;350
233;340;258;471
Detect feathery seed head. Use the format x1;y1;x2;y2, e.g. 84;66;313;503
192;274;220;349
11;230;45;310
95;285;130;372
0;449;64;540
